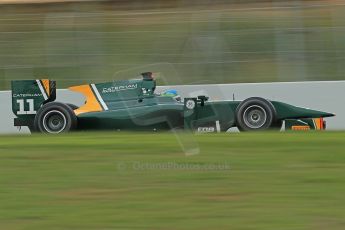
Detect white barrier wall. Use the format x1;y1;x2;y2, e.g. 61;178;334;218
1;81;344;134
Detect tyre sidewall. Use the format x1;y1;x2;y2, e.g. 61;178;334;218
236;97;276;131
34;102;77;133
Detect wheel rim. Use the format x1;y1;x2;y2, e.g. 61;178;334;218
42;110;67;133
243;105;267;129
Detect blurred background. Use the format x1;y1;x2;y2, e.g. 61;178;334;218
0;0;344;89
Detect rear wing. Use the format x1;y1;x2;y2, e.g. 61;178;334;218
11;79;56;127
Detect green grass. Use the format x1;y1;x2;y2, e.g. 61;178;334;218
0;131;345;229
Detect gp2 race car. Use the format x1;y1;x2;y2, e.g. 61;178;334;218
11;72;334;133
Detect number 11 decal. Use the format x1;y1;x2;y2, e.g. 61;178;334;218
17;99;36;115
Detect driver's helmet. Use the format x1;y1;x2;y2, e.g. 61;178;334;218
161;89;181;102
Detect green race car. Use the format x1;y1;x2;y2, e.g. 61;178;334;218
11;72;334;133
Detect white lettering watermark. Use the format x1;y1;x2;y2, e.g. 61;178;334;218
117;161;231;171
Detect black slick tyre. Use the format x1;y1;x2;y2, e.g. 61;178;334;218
34;102;77;133
236;97;277;131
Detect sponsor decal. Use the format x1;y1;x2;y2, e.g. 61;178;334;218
142;88;152;95
197;127;215;132
13;93;42;98
185;99;196;110
102;84;138;93
291;125;310;131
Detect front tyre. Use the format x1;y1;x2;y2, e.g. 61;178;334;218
34;102;77;133
236;97;277;131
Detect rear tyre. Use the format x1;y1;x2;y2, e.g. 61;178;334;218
34;102;77;133
236;97;277;131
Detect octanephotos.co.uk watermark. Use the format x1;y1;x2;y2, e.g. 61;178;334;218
117;161;231;171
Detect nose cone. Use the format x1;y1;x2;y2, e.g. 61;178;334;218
271;101;335;120
319;111;335;118
292;107;335;118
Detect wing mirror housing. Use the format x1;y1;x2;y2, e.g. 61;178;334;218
197;96;209;106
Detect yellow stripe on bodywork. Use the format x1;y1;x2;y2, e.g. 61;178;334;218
41;79;50;96
292;126;310;131
69;85;103;115
313;118;323;130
